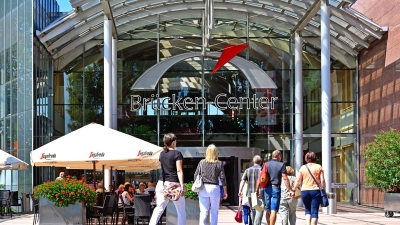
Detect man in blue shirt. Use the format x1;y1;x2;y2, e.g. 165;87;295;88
239;155;264;225
256;150;294;225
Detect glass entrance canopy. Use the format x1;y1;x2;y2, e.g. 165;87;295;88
37;0;385;72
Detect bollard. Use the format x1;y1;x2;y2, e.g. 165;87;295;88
327;192;337;214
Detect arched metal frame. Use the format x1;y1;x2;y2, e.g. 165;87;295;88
130;52;278;90
38;0;385;71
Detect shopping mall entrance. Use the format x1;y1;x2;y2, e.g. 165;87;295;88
178;147;262;206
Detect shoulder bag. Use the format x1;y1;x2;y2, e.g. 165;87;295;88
161;151;181;201
258;162;269;188
305;164;329;207
192;160;204;193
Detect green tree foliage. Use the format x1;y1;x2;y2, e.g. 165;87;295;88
364;128;400;193
66;63;104;131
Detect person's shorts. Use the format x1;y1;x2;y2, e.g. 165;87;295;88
264;185;281;211
219;186;224;199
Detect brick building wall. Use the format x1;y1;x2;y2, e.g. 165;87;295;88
353;0;400;207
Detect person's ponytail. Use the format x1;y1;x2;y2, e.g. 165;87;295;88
163;133;176;152
163;145;169;152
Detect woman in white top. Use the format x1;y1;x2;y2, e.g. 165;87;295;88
119;184;134;206
137;182;149;194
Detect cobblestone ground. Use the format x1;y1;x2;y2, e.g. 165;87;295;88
1;204;399;225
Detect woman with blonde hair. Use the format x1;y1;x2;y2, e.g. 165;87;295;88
194;144;228;225
278;166;299;225
293;152;326;225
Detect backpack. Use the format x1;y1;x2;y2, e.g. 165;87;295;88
258;163;269;188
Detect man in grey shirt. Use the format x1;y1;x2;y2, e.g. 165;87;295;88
256;150;294;225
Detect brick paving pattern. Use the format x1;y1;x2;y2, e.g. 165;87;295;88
1;204;399;225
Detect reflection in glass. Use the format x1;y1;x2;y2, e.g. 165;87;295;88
18;113;24;149
12;80;17;114
0;85;4;118
0;120;4;150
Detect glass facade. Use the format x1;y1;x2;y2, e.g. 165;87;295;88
0;0;59;193
0;1;361;203
51;16;357;202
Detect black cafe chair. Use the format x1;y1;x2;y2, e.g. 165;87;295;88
134;194;152;225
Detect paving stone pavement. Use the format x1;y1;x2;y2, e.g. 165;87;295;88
1;204;399;224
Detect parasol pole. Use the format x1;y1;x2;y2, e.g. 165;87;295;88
110;166;113;191
93;161;97;190
102;165;105;202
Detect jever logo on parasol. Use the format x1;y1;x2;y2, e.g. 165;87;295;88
40;153;56;160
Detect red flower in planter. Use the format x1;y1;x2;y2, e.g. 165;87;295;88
33;178;97;207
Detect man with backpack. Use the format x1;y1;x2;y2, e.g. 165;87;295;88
238;155;264;225
256;150;294;225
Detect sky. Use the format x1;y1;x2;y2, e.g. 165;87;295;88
57;0;73;12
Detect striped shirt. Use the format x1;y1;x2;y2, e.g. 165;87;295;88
241;165;262;197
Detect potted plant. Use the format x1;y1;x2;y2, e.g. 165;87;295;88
33;176;97;224
166;182;209;225
364;128;400;217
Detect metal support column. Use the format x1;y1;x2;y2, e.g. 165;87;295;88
355;56;360;204
294;31;303;175
103;19;112;190
321;0;334;214
201;11;206;147
112;38;117;130
246;12;250;147
157;14;161;146
104;19;112;128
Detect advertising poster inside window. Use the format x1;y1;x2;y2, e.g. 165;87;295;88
255;71;277;126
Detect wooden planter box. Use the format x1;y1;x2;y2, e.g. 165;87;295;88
383;193;400;217
166;198;210;225
39;197;87;225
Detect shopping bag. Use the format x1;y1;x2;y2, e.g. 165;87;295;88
251;192;264;212
295;188;301;198
234;206;242;223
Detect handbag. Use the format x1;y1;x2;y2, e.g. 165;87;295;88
258;162;269;188
192;160;204;193
234;205;243;223
305;164;329;207
161;152;181;201
251;192;264;212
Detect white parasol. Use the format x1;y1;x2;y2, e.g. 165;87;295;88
0;150;29;170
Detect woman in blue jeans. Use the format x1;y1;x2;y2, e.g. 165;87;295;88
294;152;326;225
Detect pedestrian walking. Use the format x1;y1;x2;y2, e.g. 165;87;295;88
194;144;228;225
149;133;186;225
293;152;326;225
256;150;294;225
238;155;264;225
241;181;252;225
278;166;299;225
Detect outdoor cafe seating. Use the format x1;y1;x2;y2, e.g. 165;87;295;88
0;190;12;218
85;192;161;225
